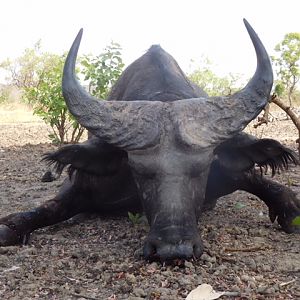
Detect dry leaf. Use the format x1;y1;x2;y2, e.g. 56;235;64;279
186;284;224;300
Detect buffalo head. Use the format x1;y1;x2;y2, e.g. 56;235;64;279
62;19;273;260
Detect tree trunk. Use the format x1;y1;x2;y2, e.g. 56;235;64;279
253;103;270;128
270;93;300;158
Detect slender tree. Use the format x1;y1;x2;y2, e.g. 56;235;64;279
272;33;300;107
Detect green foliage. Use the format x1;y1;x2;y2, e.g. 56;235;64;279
0;41;124;144
0;42;84;144
23;54;85;144
188;57;241;96
292;216;300;226
0;40;43;89
234;202;246;210
128;212;142;225
272;33;300;106
274;83;285;97
0;87;10;104
81;42;124;99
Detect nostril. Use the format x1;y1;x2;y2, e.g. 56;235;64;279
143;239;203;261
193;242;203;258
143;241;157;259
143;232;204;261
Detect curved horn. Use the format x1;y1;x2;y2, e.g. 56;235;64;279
230;18;273;114
173;19;273;148
63;20;273;151
62;29;163;150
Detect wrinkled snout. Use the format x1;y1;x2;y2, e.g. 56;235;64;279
143;227;203;261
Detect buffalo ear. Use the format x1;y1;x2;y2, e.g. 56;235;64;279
42;139;127;177
215;135;298;176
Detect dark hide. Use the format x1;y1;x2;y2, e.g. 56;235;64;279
214;133;298;176
205;134;300;233
0;21;299;262
108;45;208;101
1;131;299;253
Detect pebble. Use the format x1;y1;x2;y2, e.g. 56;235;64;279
261;264;272;272
0;255;10;267
257;285;275;294
232;285;241;292
101;272;112;282
184;261;194;269
132;288;147;297
244;257;257;270
254;275;264;281
147;262;159;272
126;273;137;284
235;276;242;285
241;274;255;282
95;261;106;271
249;281;257;289
50;249;59;256
200;253;216;263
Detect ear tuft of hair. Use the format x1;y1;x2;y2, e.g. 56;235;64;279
215;135;298;176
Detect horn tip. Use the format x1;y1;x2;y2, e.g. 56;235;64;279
74;29;83;42
243;18;251;30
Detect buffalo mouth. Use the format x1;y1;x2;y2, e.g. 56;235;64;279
143;227;203;261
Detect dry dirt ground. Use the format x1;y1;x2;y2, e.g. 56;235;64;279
0;105;299;300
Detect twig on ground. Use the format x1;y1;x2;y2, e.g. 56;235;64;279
224;245;271;252
279;279;296;287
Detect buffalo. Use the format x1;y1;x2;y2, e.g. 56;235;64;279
0;19;299;261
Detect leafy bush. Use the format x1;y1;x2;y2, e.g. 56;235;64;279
81;42;124;99
23;54;84;144
292;216;300;226
188;57;241;96
128;212;142;225
0;41;124;144
0;88;10;104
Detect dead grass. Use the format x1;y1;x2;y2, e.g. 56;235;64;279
0;102;42;124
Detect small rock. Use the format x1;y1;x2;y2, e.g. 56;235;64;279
0;255;9;267
232;285;241;292
132;288;147;298
50;249;59;256
126;273;137;284
244;258;257;270
257;285;275;294
95;261;106;271
184;261;194;269
200;253;216;263
257;285;267;294
261;264;272;272
254;275;264;281
235;276;242;285
249;281;257;289
241;274;255;282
